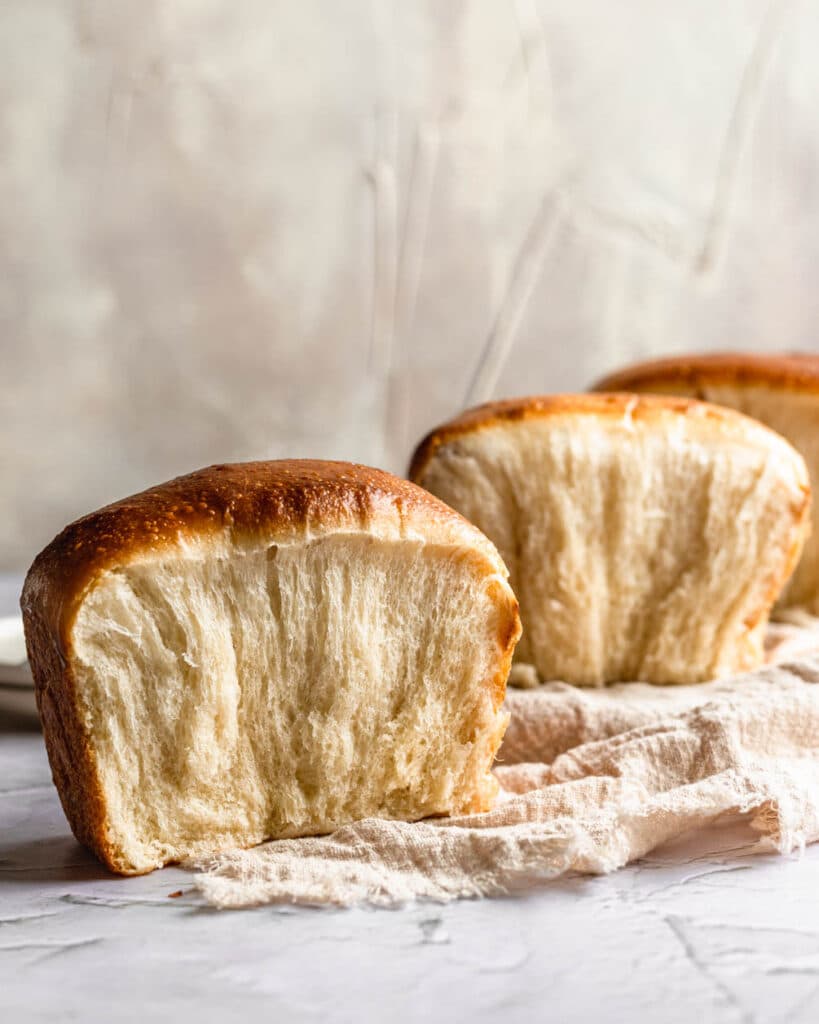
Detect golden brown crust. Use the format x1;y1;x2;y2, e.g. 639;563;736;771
592;351;819;395
24;460;497;656
21;460;518;874
23;577;112;869
408;391;795;482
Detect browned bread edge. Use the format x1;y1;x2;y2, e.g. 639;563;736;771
592;351;819;395
408;391;800;481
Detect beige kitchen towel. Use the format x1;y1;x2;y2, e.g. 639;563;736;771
194;649;819;909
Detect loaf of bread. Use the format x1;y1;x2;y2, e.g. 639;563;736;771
594;353;819;611
410;393;809;686
21;461;520;874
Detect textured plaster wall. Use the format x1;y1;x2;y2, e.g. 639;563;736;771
2;1;819;569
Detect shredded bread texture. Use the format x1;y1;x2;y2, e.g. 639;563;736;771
594;355;819;612
411;394;810;686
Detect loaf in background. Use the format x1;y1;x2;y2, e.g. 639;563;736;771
410;393;809;686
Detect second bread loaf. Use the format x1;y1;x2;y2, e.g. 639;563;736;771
410;394;810;686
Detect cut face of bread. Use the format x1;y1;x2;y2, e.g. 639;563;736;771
410;394;809;687
22;461;520;874
593;353;819;612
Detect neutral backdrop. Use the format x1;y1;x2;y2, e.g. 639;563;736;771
3;0;819;571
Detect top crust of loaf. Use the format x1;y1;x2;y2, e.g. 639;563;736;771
23;460;505;654
592;352;819;395
409;392;803;482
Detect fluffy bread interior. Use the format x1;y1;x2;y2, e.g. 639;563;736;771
608;383;819;613
413;405;808;686
69;532;513;874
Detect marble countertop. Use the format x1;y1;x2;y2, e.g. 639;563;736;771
3;575;819;1023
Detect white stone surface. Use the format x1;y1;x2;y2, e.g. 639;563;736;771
3;2;819;570
4;577;819;1022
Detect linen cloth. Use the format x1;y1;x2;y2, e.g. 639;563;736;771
194;620;819;908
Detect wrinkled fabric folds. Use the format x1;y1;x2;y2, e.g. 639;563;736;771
193;631;819;909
